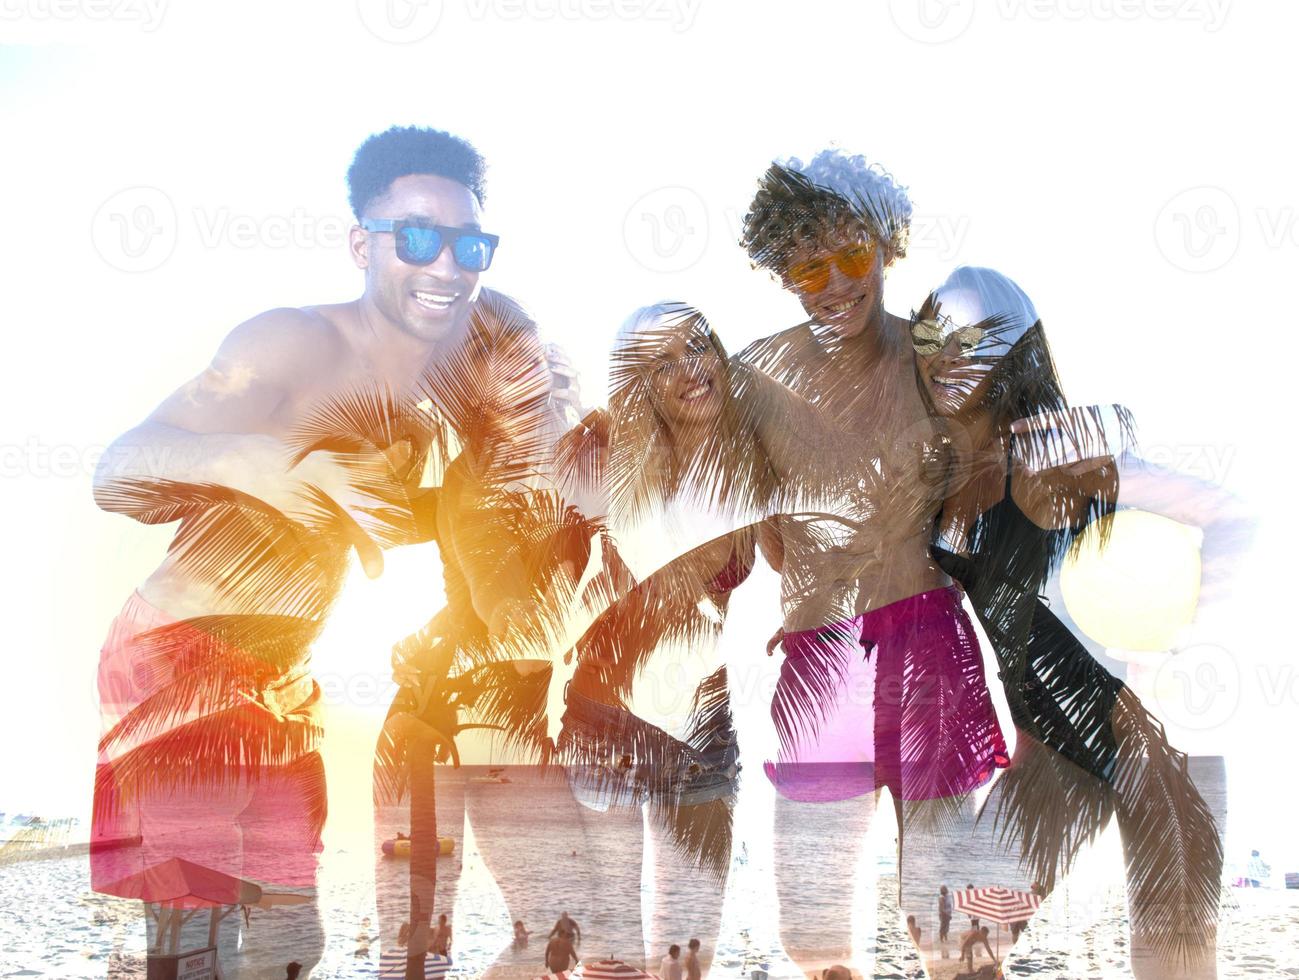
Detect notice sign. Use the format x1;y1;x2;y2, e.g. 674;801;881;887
146;946;217;980
177;948;217;980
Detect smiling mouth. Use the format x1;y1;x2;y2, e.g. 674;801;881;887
679;375;715;402
818;294;866;320
932;374;977;393
412;289;459;312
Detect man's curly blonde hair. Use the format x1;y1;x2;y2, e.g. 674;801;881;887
740;148;912;276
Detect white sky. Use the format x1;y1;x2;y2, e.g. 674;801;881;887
1;1;1295;871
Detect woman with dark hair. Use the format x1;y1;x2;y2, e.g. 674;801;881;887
910;266;1222;979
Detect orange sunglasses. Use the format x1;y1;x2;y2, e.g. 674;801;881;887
783;242;878;293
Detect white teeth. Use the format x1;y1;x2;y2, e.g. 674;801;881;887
682;384;710;401
413;290;456;310
828;298;858;313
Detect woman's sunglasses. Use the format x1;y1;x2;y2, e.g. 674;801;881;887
783;242;877;293
910;315;985;357
648;333;719;381
361;219;500;272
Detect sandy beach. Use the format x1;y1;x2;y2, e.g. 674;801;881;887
3;768;1297;978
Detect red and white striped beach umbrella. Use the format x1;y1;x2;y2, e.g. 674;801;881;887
574;960;662;979
952;886;1042;925
377;950;452;978
953;886;1043;957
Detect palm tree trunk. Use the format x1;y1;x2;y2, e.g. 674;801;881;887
407;736;438;980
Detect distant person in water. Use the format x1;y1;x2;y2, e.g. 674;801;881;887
544;929;579;974
907;914;922;947
286;963;302;980
513;919;531;948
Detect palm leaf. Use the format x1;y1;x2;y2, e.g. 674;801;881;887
1108;688;1223;966
93;700;325;827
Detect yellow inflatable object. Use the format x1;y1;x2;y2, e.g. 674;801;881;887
1060;509;1201;651
382;836;455;858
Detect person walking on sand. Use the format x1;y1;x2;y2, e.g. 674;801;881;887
907;915;922;947
544;930;578;975
660;944;685;980
683;938;703;980
938;885;953;941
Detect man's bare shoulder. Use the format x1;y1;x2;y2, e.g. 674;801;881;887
148;306;350;433
226;305;346;356
214;306;349;382
735;322;819;373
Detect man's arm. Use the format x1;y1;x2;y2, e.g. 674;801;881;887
93;307;340;516
1112;452;1255;609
